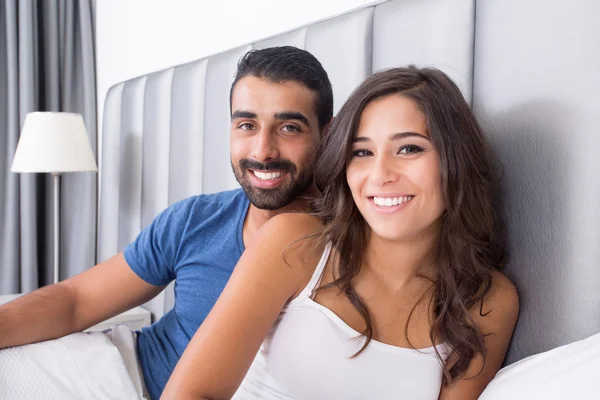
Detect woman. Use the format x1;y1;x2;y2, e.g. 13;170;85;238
162;66;519;400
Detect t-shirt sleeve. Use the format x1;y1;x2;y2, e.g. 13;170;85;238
123;197;197;286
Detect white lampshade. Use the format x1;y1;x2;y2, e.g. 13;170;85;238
11;112;98;173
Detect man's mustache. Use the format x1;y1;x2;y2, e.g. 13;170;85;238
240;159;296;174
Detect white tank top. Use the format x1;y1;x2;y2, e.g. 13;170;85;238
233;242;449;400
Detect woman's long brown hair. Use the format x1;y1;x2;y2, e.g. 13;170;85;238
310;66;505;383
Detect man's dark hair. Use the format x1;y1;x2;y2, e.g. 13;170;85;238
230;46;333;130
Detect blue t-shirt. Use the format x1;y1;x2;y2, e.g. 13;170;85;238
123;188;249;400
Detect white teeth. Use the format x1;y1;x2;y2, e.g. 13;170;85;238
253;171;284;180
373;196;413;207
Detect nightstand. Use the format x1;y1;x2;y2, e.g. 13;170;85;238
0;293;152;332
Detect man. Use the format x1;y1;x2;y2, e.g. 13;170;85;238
0;46;333;399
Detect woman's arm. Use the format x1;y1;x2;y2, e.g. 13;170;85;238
161;213;323;400
439;271;519;400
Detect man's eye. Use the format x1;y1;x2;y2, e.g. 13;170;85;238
281;125;300;133
352;149;372;157
239;123;254;130
398;145;424;155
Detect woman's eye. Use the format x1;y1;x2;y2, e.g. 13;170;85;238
352;149;372;157
281;125;300;133
398;145;424;155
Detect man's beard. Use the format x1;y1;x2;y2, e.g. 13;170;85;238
232;158;313;210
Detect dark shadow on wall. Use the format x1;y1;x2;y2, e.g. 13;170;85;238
478;99;580;366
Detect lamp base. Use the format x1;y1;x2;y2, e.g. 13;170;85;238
52;172;61;284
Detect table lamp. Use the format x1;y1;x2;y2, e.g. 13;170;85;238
11;112;98;284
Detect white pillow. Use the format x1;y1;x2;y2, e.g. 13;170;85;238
479;331;600;399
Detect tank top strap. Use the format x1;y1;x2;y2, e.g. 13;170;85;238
292;241;332;302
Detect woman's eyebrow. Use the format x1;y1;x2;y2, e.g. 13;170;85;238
388;131;430;141
352;131;430;143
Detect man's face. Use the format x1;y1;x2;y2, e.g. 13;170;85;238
230;76;321;210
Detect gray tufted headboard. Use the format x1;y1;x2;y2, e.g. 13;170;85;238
98;0;600;366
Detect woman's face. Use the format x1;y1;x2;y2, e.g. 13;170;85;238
346;94;445;243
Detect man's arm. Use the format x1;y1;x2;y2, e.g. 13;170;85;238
0;253;165;349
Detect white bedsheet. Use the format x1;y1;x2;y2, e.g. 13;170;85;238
0;325;145;400
480;331;600;399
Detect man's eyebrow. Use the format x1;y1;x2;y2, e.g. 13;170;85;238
274;112;311;128
231;110;257;120
352;131;430;143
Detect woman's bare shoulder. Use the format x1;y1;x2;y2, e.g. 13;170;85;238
487;270;519;311
254;213;327;275
259;212;324;241
472;270;520;332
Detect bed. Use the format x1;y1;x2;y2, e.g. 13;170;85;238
98;0;600;374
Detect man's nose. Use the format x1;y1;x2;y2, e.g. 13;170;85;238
252;129;279;161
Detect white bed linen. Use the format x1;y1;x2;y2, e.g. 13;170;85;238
0;325;146;400
480;331;600;399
